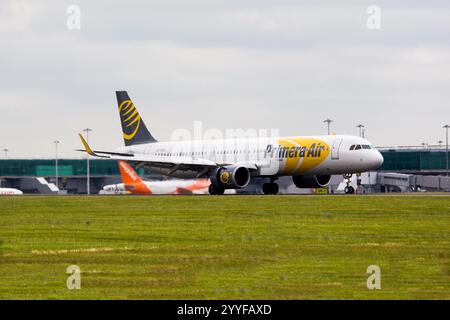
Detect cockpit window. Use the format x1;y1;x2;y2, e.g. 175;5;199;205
350;144;373;151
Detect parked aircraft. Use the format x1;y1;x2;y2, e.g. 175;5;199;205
102;160;211;195
0;188;23;195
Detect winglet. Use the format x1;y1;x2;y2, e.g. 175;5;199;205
78;133;98;157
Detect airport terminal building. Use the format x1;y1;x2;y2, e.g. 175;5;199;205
1;147;449;194
0;159;157;194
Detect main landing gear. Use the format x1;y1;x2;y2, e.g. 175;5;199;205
343;174;355;194
262;181;279;195
208;184;225;195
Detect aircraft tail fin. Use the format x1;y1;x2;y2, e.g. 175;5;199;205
118;161;143;184
116;91;157;146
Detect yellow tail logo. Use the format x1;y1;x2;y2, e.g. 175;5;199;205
119;100;141;140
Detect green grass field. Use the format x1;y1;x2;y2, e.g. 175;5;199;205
0;195;449;300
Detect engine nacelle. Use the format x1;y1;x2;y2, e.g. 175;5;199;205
293;175;331;188
211;166;251;189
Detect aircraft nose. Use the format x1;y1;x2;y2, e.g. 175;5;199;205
372;150;384;169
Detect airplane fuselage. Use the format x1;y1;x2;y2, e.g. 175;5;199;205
103;179;211;195
113;134;384;179
0;188;23;195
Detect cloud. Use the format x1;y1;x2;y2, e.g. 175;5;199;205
0;0;449;157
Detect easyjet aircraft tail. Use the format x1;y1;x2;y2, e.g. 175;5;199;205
116;91;157;146
118;160;143;184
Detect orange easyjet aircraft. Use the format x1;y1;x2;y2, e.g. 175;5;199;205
102;161;212;195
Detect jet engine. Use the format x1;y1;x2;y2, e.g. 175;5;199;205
211;166;251;189
292;175;331;188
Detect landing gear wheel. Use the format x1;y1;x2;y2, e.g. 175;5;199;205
209;184;225;195
343;174;354;195
263;183;279;195
270;183;279;194
344;186;355;194
262;183;271;195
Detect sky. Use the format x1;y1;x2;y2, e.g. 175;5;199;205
1;0;450;158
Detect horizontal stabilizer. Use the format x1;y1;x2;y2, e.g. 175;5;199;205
77;133;133;158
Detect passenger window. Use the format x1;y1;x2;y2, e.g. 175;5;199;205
355;145;362;150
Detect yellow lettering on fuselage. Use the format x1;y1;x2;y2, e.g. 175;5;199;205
277;137;330;174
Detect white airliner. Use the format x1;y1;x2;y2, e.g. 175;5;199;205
79;91;384;195
102;160;212;195
0;188;23;195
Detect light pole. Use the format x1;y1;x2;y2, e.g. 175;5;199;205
356;124;365;137
323;119;333;135
444;125;449;176
323;119;333;194
83;128;92;195
3;148;8;159
54;140;60;189
438;140;443;149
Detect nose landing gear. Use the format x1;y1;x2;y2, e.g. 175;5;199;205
343;174;355;194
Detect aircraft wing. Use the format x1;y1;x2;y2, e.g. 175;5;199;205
77;133;259;176
77;134;220;176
